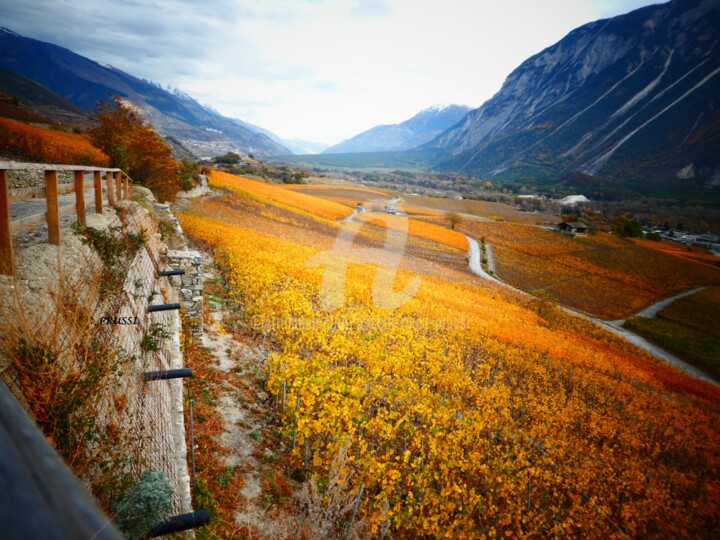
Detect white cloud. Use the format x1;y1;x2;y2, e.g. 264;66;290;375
0;0;659;144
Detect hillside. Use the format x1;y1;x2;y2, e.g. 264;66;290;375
170;171;720;537
0;28;292;159
324;104;470;154
426;0;720;192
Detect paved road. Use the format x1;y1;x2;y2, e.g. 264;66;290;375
465;235;719;387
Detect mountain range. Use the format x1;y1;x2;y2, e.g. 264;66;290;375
0;27;293;158
424;0;720;190
323;104;471;154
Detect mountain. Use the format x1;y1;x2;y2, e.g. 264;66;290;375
0;27;292;158
0;66;92;127
426;0;720;192
230;117;327;154
323;104;471;154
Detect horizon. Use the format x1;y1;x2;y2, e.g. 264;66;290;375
0;0;661;145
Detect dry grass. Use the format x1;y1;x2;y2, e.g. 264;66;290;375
0;262;149;510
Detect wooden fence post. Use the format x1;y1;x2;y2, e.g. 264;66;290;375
114;171;122;201
0;169;14;276
74;171;86;227
45;170;60;245
93;171;103;214
123;175;129;199
126;176;132;198
105;171;115;207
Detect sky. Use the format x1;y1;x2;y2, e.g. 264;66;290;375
1;0;661;145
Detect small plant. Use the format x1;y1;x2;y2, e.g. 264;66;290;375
140;323;171;353
74;224;144;269
113;470;173;539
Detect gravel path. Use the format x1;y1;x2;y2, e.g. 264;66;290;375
485;243;496;274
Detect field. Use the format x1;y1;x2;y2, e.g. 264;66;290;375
625;287;720;379
0;117;109;165
459;221;720;319
630;238;720;269
206;169;354;221
406;195;556;223
178;173;720;538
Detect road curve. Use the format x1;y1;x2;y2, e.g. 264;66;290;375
465;235;719;387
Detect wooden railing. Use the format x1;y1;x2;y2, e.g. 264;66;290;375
0;380;124;539
0;162;134;277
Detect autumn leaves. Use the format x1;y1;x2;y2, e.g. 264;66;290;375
179;173;720;537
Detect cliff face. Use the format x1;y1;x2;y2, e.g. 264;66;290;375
428;0;720;187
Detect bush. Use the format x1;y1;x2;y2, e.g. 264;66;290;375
113;470;173;539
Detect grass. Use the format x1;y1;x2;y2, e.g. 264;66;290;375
624;287;720;379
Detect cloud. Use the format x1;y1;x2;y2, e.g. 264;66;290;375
350;0;393;17
0;0;659;144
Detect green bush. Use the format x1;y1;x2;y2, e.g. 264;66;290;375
113;470;173;539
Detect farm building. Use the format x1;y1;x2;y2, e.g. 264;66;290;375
557;221;589;237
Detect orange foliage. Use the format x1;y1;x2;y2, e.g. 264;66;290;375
0;117;109;166
207;170;353;221
178;189;720;538
90;98;180;202
630;238;720;269
460;221;720;318
356;211;468;251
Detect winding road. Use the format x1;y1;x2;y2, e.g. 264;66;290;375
465;235;719;387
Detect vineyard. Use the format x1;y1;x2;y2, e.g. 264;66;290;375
207;170;353;221
459;221;720;319
0;117;109;166
624;287;720;379
179;173;720;538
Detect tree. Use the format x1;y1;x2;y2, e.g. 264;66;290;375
214;152;241;164
179;159;199;191
611;215;643;238
447;213;462;230
90;97;181;202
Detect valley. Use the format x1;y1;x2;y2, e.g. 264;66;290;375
1;0;719;536
174;169;720;537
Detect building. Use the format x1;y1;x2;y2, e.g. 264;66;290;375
557;221;589;237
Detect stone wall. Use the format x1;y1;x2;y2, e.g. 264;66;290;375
168;250;203;338
0;189;200;524
7;169;74;189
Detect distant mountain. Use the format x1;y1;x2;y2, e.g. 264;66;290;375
0;27;292;158
426;0;720;191
280;139;329;155
230;117;327;154
324;104;471;154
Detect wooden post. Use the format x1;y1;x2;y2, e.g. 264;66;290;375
123;175;130;200
45;170;60;245
93;171;103;214
74;171;86;227
0;169;14;276
126;176;132;198
105;171;115;207
114;171;122;201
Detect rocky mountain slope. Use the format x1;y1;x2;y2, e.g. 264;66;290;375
0;27;291;158
324;104;470;154
427;0;720;190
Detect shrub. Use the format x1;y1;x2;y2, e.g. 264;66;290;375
113;470;173;539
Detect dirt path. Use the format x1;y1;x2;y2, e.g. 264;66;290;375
199;264;296;538
465;235;719;387
467;235;525;291
485;243;496;274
